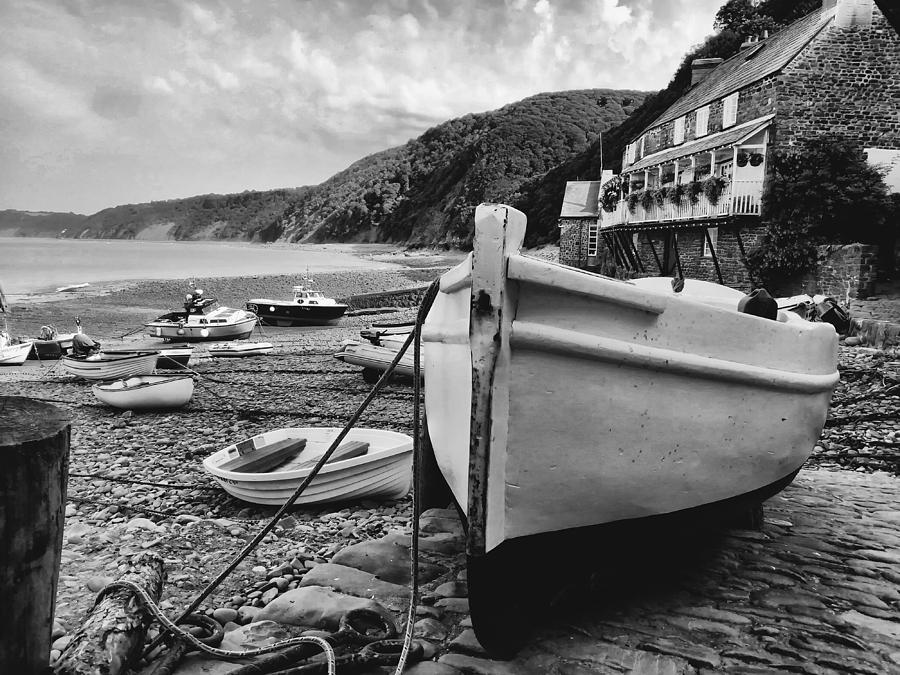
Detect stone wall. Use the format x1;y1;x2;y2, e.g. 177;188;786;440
558;217;593;267
799;243;879;301
776;6;900;151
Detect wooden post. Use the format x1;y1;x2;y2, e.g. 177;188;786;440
54;552;165;675
0;396;70;675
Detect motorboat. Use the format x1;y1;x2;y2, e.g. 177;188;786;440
207;342;274;358
203;427;413;505
419;204;839;655
60;351;159;380
247;280;348;326
333;340;416;383
0;332;33;366
145;288;257;342
92;374;194;410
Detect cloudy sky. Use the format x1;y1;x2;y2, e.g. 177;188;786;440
0;0;723;215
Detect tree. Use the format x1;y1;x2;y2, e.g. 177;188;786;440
748;136;893;289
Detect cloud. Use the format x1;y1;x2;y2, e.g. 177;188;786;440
0;0;723;213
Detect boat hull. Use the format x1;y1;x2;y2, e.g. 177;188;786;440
146;317;256;342
247;301;347;326
92;375;194;409
203;427;413;505
333;341;416;378
0;341;34;366
208;342;273;358
422;204;838;552
28;334;75;360
60;352;158;380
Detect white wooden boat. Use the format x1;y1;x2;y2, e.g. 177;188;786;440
420;204;839;655
247;280;348;326
203;427;413;505
92;375;194;409
0;336;34;366
145;289;257;341
333;340;416;383
207;342;274;358
156;345;194;368
60;351;159;380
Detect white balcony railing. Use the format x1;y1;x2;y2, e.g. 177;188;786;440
603;179;763;227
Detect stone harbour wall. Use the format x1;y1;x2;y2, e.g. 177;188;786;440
799;242;879;301
558;217;594;268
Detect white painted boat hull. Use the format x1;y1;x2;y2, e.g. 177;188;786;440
422;204;839;554
203;427;413;506
333;341;416;377
0;341;34;366
146;317;256;342
60;352;159;380
208;342;274;358
92;375;194;409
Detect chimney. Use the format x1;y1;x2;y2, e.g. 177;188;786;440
691;58;724;85
739;35;758;50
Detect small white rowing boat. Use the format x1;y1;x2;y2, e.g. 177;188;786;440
333;340;416;383
92;375;194;409
203;427;413;505
60;351;158;380
207;342;274;358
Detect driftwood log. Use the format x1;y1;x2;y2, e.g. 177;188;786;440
54;552;166;675
0;396;71;675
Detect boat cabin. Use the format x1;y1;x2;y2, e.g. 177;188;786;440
293;286;326;305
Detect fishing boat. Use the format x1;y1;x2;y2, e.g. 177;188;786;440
207;342;274;358
247;280;348;326
60;351;159;380
92;374;194;410
145;288;257;342
203;427;413;505
419;204;839;655
333;340;416;383
0;334;34;366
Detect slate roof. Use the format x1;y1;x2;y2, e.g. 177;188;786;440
647;6;835;131
625;115;774;174
559;181;601;217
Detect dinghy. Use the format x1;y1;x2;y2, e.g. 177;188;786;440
203;427;413;505
92;374;194;410
420;204;839;655
60;351;159;380
333;340;416;383
156;344;194;368
207;342;274;358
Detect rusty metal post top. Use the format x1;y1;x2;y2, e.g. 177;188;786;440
0;396;71;447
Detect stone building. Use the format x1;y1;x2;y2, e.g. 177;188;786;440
560;0;900;294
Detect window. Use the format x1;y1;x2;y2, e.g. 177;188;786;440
673;116;685;145
625;142;636;166
639;135;646;159
723;92;738;128
587;220;599;257
703;227;718;257
696;106;710;137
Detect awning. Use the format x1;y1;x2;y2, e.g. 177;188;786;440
624;115;774;175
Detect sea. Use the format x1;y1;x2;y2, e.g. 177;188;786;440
0;237;398;299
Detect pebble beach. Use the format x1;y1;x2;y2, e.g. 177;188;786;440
1;248;900;674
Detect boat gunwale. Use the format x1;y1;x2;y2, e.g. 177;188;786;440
93;374;193;393
512;321;839;393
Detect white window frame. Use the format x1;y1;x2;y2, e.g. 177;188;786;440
703;227;718;257
673;116;685;145
639;134;646;159
723;92;738;128
696;105;710;137
626;142;635;166
587;220;599;257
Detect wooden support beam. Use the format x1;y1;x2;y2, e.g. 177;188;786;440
630;233;646;273
672;232;684;278
735;228;757;288
54;552;165;675
616;231;636;271
705;228;725;285
646;236;663;274
1;397;70;675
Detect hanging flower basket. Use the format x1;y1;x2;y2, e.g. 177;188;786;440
749;152;764;167
653;188;667;207
687;180;703;204
626;191;641;213
702;176;727;205
670;183;686;204
737;152;749;167
600;176;623;213
640;189;655;211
